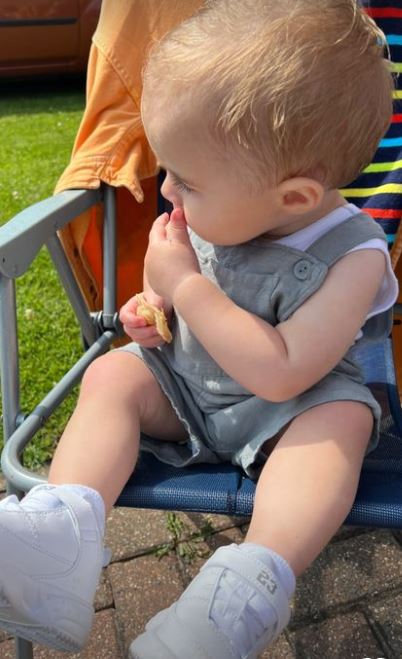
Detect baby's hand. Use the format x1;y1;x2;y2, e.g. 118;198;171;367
119;292;172;348
145;208;200;304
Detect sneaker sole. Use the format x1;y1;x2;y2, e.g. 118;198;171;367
0;563;93;652
0;612;82;652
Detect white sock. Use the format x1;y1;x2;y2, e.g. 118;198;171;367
209;543;295;658
21;483;106;534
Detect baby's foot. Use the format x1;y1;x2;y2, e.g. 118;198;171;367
129;543;293;659
0;484;105;652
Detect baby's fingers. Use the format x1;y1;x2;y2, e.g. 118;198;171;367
122;322;164;346
148;212;169;245
119;298;145;327
119;310;147;329
119;311;147;329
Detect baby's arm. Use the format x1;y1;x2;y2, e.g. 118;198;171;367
172;249;386;401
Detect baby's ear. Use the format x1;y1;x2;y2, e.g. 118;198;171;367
277;177;324;215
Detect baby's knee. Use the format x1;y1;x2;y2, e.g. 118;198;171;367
80;351;144;398
307;400;374;465
340;401;374;450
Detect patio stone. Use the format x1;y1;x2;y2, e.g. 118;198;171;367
289;611;385;658
292;529;402;623
180;525;245;581
105;507;174;560
94;569;114;611
259;633;296;658
366;591;402;657
107;551;184;654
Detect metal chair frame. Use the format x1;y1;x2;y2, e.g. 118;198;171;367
1;184;402;658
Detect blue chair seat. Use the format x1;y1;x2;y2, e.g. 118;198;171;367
118;337;402;528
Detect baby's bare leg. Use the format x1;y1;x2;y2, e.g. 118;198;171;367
49;351;188;513
0;351;188;650
245;400;373;576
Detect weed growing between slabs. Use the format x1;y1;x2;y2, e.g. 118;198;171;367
154;512;216;563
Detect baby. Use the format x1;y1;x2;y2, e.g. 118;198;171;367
0;1;398;658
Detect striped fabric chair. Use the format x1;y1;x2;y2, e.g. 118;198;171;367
344;2;402;261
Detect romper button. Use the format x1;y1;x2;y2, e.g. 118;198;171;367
293;259;311;280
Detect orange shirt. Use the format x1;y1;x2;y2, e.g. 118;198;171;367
56;0;202;311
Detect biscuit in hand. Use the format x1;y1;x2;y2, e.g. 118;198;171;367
135;293;172;343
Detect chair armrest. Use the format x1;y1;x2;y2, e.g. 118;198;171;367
0;189;101;278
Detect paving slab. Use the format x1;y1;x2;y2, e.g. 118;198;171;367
259;633;296;659
94;569;114;611
332;525;376;542
293;529;402;623
181;525;245;581
0;609;121;659
105;507;172;561
180;510;250;535
108;551;184;655
105;507;250;562
366;591;402;658
289;610;386;658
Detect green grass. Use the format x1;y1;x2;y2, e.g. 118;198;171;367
0;78;86;468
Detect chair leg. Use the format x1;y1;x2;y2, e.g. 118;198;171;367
15;637;33;659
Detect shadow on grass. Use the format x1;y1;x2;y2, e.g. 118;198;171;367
0;74;86;116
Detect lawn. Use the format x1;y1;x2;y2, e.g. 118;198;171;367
0;78;86;468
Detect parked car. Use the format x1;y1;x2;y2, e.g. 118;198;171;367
0;0;101;77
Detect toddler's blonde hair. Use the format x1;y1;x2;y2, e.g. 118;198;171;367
142;0;394;188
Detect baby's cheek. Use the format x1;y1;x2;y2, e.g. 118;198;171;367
187;197;205;219
186;216;206;240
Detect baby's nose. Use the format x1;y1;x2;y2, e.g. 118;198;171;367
160;175;178;204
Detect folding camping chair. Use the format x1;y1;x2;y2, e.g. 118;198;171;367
1;1;402;658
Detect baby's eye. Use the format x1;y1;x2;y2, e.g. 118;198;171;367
170;173;194;194
174;180;193;194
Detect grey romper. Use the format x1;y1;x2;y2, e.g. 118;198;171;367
119;212;392;478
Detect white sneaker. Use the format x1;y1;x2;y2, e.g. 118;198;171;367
0;485;105;652
129;544;291;659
